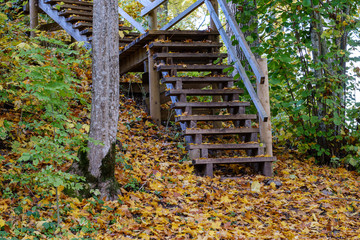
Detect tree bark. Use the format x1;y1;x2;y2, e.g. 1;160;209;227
86;0;120;200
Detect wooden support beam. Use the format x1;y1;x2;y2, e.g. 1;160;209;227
205;0;268;122
141;0;166;17
218;0;265;84
147;0;158;30
148;49;161;125
38;0;91;49
257;58;273;177
30;0;38;37
160;0;204;30
118;7;146;34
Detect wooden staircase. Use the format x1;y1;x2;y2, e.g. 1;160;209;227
29;0;276;177
148;35;275;177
37;0;139;48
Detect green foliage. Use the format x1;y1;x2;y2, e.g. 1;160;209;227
230;0;360;167
0;13;89;197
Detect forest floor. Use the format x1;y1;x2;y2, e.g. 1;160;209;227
1;92;360;240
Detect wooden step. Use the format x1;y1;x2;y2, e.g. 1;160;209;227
192;157;275;164
45;0;93;6
187;143;264;150
82;26;134;36
66;16;93;23
176;114;257;122
162;77;234;84
154;52;227;60
54;4;92;11
157;64;231;72
73;22;92;29
73;22;126;29
166;89;243;97
184;127;259;135
149;42;222;50
59;10;93;17
171;101;250;109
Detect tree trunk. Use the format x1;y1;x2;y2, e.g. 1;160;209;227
74;0;120;200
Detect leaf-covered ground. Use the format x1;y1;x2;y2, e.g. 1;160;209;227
1;93;360;239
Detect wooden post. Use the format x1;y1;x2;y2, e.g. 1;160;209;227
148;0;158;30
147;0;161;125
257;58;273;177
148;49;161;125
29;0;38;37
209;0;218;32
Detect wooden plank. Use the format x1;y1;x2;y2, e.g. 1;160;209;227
166;89;243;96
162;76;233;84
38;0;91;49
150;42;222;49
157;64;230;72
118;7;146;34
59;9;93;17
140;0;166;17
154;52;227;60
160;0;204;30
218;0;265;84
193;157;275;164
184;127;259;135
54;4;92;11
83;27;135;36
45;0;93;6
176;114;257;121
188;143;263;150
66;15;92;23
120;48;147;74
172;101;250;108
72;22;93;30
205;0;268;122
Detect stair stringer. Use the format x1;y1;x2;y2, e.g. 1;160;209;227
38;0;91;49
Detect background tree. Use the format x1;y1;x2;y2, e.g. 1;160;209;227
230;0;360;167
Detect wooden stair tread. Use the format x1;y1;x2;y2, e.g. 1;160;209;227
188;143;264;150
154;52;227;59
166;89;243;96
82;26;134;35
193;157;275;164
172;101;250;108
176;114;257;121
45;0;93;6
73;22;124;29
59;9;93;17
149;42;222;49
162;77;234;84
54;4;92;11
157;65;231;72
184;127;259;135
66;16;93;23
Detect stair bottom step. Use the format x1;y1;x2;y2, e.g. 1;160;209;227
193;157;275;164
